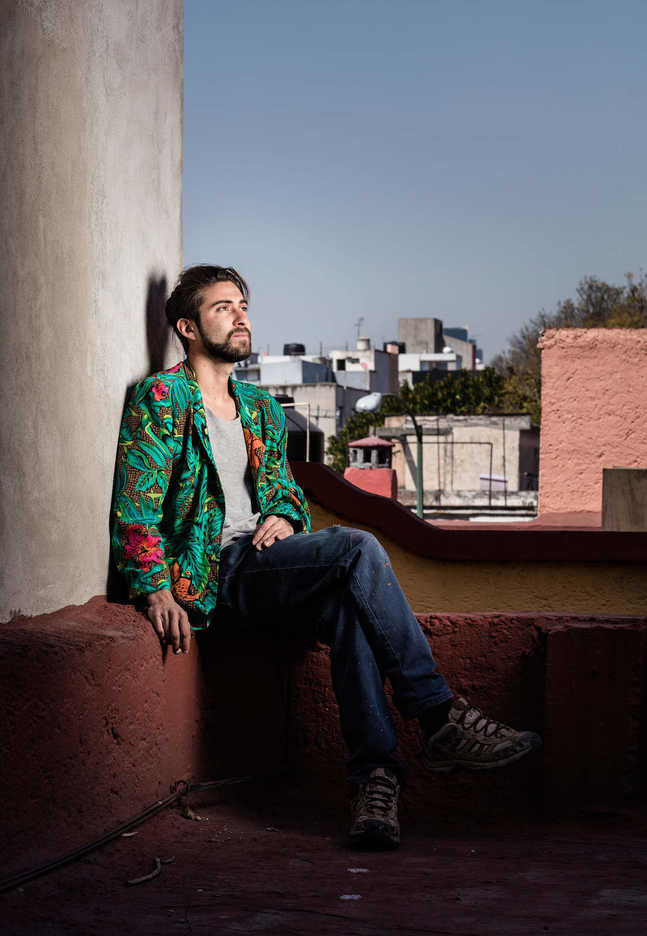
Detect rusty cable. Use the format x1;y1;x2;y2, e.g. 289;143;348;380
0;775;251;894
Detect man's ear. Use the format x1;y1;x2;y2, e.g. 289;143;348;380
176;317;198;344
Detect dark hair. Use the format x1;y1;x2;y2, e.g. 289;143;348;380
165;265;249;352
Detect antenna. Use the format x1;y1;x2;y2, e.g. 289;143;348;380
354;316;364;340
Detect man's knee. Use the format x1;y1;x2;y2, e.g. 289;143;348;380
346;528;385;558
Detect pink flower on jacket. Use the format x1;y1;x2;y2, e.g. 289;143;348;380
123;525;164;570
151;380;169;401
163;362;183;374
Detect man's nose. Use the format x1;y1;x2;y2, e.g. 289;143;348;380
234;306;250;328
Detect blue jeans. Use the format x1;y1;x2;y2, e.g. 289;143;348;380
216;526;453;785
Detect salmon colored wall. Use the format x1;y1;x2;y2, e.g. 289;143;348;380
343;467;397;498
539;329;647;513
309;503;647;614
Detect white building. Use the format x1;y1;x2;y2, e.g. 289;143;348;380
397;350;462;388
330;338;400;395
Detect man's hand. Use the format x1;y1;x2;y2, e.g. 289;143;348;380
252;515;294;551
146;589;191;654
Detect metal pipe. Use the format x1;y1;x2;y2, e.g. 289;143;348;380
404;410;425;519
306;402;311;462
416;423;424;518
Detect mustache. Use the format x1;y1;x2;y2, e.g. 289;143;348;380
228;328;251;339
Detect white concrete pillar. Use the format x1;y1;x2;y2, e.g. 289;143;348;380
0;0;183;619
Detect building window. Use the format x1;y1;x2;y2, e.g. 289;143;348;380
336;359;346;371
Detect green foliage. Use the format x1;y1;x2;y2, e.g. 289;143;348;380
491;272;647;424
326;368;506;473
383;368;506;417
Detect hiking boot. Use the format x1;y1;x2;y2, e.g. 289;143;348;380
349;767;400;850
422;697;542;772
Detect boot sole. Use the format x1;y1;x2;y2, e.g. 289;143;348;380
423;733;542;773
349;820;400;850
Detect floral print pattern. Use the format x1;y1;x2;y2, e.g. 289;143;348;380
151;380;169;401
123;526;165;570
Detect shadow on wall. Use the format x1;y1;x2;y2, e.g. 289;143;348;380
146;273;170;373
106;273;171;602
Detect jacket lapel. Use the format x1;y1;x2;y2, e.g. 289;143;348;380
230;377;265;487
181;360;218;470
182;362;260;479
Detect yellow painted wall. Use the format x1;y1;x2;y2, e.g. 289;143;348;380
310;504;647;615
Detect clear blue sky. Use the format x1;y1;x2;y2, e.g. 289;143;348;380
183;0;646;362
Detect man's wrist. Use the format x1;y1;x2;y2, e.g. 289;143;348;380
145;587;172;605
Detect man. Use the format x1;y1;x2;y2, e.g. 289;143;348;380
111;264;541;850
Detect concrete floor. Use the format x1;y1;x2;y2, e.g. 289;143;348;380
3;782;647;935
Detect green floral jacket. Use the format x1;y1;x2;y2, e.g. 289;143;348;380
111;360;311;623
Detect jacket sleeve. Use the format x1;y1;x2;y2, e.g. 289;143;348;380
110;376;177;599
260;396;311;533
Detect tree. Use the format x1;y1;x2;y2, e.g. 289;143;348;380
491;272;647;424
327;368;506;473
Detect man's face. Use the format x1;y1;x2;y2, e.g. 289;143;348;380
191;280;252;362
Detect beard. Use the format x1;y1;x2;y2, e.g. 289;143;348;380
197;322;252;363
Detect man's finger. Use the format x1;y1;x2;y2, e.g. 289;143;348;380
256;528;279;550
179;614;191;654
147;607;166;641
252;517;279;545
253;516;292;549
167;613;181;653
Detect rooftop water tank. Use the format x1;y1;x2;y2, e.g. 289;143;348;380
283;343;306;356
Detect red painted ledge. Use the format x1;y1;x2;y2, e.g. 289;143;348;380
291;462;647;563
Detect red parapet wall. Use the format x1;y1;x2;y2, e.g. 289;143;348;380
2;597;646;877
293;461;647;562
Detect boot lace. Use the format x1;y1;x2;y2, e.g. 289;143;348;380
361;775;397;816
453;700;514;739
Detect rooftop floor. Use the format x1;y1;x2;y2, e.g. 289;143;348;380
4;782;647;935
430;511;603;530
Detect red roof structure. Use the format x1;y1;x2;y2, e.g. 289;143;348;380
347;434;394;448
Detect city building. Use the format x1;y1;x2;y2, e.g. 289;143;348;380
442;326;484;370
255;380;365;460
235;323;487;463
251;339;400;461
397;317;444;354
329;337;399;395
396;350;462;388
395;318;485;384
378;413;539;514
259;354;333;385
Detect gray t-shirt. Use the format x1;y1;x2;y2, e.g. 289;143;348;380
205;408;260;549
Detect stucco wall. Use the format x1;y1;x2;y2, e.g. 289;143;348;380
539;329;647;514
0;1;183;620
386;414;534;494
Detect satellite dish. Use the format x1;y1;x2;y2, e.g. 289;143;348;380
442;345;453;354
355;392;383;413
